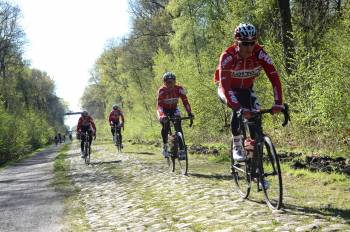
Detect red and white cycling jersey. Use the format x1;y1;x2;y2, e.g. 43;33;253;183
77;116;96;134
108;109;124;125
156;84;191;119
214;44;283;110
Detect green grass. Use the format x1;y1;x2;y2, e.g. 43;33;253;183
53;145;70;187
282;163;350;221
52;144;91;231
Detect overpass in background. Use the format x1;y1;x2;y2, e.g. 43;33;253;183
64;111;83;116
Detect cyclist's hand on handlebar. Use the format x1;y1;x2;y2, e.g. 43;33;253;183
271;104;284;114
160;116;168;123
93;134;96;140
188;112;194;119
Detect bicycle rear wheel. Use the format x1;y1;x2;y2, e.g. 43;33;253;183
176;132;188;175
231;139;251;198
260;136;283;210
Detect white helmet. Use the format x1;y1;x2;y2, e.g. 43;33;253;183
234;23;257;41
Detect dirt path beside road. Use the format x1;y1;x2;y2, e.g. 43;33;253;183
0;145;65;232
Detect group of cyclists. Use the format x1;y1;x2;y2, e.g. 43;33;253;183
76;105;124;157
76;23;285;167
54;133;73;145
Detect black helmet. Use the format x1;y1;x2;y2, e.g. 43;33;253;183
82;110;88;117
163;72;176;81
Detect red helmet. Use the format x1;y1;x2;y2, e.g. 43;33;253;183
234;23;257;41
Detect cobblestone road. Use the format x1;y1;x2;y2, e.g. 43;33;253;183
67;144;350;232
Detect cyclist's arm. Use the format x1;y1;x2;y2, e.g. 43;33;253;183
76;118;82;133
179;86;191;113
218;52;241;110
108;112;114;125
156;88;166;119
258;49;283;106
119;111;125;125
90;118;96;134
213;64;220;85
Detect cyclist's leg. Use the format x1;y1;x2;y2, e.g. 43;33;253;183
80;133;85;154
231;110;240;136
246;88;261;139
217;87;241;136
161;120;170;144
161;109;174;144
160;120;170;157
231;89;248;161
88;130;93;146
173;108;183;135
111;125;115;137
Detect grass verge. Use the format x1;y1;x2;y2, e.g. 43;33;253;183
53;144;91;232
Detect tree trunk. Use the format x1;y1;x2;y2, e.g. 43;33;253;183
277;0;295;74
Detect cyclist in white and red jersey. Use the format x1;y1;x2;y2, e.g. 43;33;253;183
214;23;284;162
77;110;96;157
157;72;194;158
108;104;125;147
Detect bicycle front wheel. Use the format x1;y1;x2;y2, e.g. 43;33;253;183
176;132;188;175
84;142;90;165
168;134;177;173
116;134;122;152
260;136;283;210
231;139;251;198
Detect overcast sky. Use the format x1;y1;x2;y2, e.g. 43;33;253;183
10;0;130;128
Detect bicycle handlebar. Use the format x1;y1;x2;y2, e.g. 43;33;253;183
259;103;290;127
238;103;291;127
166;116;194;127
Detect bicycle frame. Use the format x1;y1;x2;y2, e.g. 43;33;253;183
113;124;122;152
83;131;91;164
232;103;290;210
165;116;193;175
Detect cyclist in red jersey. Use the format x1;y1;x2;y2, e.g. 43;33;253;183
108;104;125;147
157;72;194;158
77;110;96;157
214;23;284;162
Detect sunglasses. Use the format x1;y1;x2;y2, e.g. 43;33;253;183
239;41;256;47
165;79;175;84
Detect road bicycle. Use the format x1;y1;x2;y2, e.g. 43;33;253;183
165;116;193;175
113;124;123;153
82;131;91;165
231;104;290;210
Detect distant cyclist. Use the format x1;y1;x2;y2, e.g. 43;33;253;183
57;133;62;143
108;104;124;147
156;71;194;158
54;135;59;146
214;23;284;162
77;111;96;157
